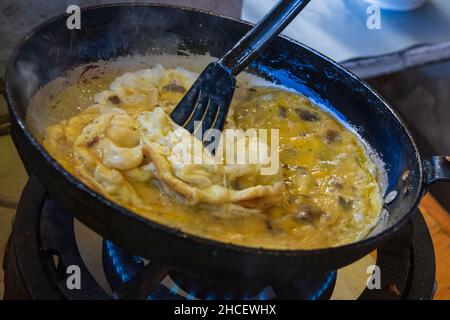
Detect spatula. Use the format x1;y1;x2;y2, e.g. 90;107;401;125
170;0;311;142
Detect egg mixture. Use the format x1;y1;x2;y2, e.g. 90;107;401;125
37;64;382;250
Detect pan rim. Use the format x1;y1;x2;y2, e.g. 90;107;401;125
4;2;424;258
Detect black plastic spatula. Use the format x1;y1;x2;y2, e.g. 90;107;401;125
170;0;311;140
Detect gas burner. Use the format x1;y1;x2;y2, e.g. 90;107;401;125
2;177;436;300
102;240;336;300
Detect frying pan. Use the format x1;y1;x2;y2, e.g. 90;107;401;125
4;4;450;284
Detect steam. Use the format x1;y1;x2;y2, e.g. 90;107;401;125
16;60;41;100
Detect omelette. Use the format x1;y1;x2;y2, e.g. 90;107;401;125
41;64;383;250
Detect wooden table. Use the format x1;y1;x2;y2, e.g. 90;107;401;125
419;193;450;299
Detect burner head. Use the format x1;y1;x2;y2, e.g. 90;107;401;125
102;240;336;300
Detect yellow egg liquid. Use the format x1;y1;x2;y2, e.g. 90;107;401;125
30;61;383;250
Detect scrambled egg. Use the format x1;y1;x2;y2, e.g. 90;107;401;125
44;65;284;217
41;64;383;249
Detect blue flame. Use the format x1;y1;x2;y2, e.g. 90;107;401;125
106;240;130;282
307;272;336;300
205;293;215;300
169;283;179;296
105;240;335;300
186;290;196;300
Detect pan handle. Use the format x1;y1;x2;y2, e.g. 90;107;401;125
423;156;450;186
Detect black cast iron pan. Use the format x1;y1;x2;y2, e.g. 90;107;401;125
4;4;450;284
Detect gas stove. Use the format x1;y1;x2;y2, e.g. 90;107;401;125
3;176;436;300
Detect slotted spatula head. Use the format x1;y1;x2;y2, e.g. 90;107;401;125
170;0;310;148
170;62;236;138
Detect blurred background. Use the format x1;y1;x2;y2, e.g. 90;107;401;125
0;0;449;299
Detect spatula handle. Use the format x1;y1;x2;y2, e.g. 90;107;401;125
219;0;310;75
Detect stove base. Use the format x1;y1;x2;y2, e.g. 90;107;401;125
2;177;436;300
